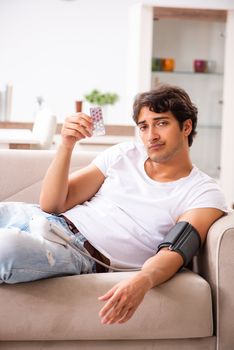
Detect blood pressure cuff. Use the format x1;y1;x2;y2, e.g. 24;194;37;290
157;221;201;267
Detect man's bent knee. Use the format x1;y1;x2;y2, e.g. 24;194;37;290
0;228;44;283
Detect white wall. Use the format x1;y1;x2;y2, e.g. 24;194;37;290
1;0;234;125
0;0;138;124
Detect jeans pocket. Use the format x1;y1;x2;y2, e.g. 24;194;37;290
29;215;68;247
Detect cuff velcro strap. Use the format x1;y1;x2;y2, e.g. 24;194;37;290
157;221;202;266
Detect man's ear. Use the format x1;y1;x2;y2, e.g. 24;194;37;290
183;119;192;136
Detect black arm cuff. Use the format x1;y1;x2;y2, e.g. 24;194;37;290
157;221;202;266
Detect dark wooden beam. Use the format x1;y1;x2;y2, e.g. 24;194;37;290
154;7;227;22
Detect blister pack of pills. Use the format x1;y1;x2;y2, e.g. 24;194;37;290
90;107;106;136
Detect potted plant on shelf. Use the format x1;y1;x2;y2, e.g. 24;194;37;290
84;89;119;106
84;89;119;124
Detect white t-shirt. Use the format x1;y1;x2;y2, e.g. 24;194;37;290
65;142;227;269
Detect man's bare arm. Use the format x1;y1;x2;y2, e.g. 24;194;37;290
40;113;105;214
98;207;224;324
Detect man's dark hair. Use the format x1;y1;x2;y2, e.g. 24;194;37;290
132;84;198;146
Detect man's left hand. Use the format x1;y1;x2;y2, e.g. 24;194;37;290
98;274;150;324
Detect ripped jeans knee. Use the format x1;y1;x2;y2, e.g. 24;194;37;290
0;222;93;284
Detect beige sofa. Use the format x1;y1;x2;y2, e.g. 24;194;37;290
0;149;233;350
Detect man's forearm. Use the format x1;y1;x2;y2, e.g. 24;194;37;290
139;249;184;289
39;144;74;213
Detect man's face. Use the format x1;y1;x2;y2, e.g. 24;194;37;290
136;106;192;163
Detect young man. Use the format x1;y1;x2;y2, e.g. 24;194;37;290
0;84;227;325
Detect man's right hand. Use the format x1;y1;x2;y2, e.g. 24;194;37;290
61;113;93;149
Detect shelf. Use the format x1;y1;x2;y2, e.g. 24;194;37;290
152;70;223;76
153;7;227;22
0;122;135;137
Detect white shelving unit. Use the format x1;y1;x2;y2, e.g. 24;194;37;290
151;11;226;178
127;3;234;205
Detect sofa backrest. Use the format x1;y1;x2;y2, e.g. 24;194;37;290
0;149;98;203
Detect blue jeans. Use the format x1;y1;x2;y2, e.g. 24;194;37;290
0;202;95;284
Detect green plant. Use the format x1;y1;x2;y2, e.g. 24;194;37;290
84;89;119;106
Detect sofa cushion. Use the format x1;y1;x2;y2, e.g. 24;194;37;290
0;150;97;203
0;269;212;341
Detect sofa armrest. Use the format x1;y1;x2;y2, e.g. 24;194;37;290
198;210;234;350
